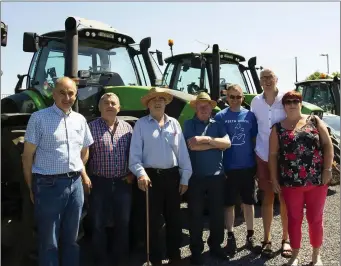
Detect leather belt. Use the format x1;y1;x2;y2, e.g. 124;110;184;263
52;171;81;178
145;166;179;175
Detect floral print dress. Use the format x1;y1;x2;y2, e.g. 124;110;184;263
275;115;323;187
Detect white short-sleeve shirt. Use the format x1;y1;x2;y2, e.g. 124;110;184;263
250;92;286;162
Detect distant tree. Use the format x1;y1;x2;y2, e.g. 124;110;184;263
305;71;340;80
331;71;340;78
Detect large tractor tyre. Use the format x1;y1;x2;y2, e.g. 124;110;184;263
329;133;340;186
1;125;37;266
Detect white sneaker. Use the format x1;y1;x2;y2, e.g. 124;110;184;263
309;257;323;266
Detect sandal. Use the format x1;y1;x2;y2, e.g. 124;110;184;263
260;241;274;258
281;239;293;258
283;258;299;266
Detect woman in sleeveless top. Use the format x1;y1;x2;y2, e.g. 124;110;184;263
268;91;334;266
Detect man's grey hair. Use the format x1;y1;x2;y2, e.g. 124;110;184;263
225;84;243;94
98;92;120;107
260;68;277;79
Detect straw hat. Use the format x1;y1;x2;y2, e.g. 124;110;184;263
141;87;173;107
189;92;217;109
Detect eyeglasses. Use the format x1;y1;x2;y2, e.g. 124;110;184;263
229;95;243;100
284;99;301;105
260;75;274;81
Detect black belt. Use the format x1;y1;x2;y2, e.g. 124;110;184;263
145;166;179;175
45;171;81;178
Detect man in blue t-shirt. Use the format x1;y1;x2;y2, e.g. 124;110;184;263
215;84;258;256
183;92;231;265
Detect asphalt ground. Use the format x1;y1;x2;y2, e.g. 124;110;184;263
2;185;340;266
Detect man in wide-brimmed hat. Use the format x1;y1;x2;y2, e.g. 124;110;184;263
129;87;192;265
184;92;231;265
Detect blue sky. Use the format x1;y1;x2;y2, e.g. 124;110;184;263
1;2;340;95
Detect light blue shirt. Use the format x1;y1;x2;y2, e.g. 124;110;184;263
129;114;192;185
24;103;94;175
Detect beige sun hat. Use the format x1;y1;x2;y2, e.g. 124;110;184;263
189;92;217;109
141;87;173;107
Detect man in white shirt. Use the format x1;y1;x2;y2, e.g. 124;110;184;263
250;69;292;259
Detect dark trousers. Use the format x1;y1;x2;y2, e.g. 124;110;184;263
32;174;84;266
188;174;225;255
89;176;132;264
145;167;182;263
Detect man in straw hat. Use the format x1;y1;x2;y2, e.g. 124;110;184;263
129;87;192;265
183;92;231;265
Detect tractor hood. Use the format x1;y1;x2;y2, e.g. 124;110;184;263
103;85;218;127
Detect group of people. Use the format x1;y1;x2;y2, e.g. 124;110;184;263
22;68;333;266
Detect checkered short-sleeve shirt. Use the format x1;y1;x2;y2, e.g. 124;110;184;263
24;104;94;175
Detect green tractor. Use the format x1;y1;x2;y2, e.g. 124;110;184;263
295;74;340;116
0;16;221;263
159;43;340;185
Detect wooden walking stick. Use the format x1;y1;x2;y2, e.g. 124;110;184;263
146;186;150;266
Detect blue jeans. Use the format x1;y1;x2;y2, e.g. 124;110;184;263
89;176;132;264
32;174;84;266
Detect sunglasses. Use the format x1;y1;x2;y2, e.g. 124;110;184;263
229;95;243;100
284;99;301;105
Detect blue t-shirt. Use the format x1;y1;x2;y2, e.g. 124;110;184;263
214;107;258;170
183;117;227;177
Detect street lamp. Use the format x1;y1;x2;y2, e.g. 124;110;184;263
320;53;329;74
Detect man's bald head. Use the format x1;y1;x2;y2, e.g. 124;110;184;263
54;77;77;92
52;76;77;113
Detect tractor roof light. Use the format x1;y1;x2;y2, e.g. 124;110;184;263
168;39;174;47
320;73;327;79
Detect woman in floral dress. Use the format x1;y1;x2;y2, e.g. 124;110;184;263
268;91;334;266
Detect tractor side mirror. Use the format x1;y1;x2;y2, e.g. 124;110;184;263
15;74;29;94
1;21;8;47
78;70;91;79
156;49;163;66
23;32;39;52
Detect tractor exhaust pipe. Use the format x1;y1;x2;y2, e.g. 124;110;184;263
212;44;220;102
64;17;78;78
64;17;79;112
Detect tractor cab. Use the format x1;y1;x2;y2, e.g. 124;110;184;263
3;16;163;121
295;74;340;116
161;41;263;110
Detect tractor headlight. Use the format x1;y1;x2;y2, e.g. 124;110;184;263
311;111;323;119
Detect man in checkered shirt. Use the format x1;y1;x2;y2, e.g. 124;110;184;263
87;93;133;266
22;77;94;266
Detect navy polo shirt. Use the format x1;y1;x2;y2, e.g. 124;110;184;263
183;116;227;177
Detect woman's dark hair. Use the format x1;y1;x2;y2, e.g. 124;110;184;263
282;90;303;105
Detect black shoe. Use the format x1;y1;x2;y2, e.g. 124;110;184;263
190;254;204;265
210;248;229;261
226;234;237;256
246;235;257;251
150;260;162;266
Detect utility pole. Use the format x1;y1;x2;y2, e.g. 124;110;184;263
320;53;329;74
295;57;298;82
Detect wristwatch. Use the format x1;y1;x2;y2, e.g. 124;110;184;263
323;168;332;172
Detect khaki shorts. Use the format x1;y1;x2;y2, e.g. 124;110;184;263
256;155;273;193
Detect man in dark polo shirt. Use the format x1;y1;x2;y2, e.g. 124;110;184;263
183;92;231;265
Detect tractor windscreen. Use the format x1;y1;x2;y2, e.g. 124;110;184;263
301;82;335;113
162;58;248;96
29;40;140;97
218;62;248;94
